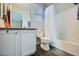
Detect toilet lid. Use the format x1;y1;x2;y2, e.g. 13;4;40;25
41;37;50;41
41;39;50;43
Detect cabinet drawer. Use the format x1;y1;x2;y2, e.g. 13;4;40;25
21;30;36;33
0;30;6;34
0;30;20;34
6;30;20;34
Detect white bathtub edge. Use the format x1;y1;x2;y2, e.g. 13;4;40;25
50;39;79;56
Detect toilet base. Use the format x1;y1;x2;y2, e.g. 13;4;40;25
40;43;50;51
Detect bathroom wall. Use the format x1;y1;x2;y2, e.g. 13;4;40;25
0;18;5;28
31;4;44;37
44;5;56;43
55;5;78;43
52;4;79;55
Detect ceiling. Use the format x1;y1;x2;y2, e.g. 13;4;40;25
35;3;76;13
11;3;76;13
34;3;52;9
12;3;30;10
54;3;75;13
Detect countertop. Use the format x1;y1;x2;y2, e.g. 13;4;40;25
0;28;37;30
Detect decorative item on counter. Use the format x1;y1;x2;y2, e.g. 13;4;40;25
28;21;31;27
4;5;11;28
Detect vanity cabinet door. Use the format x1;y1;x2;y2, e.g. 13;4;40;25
21;30;36;56
0;30;20;56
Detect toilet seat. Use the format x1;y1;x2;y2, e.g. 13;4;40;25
41;37;50;43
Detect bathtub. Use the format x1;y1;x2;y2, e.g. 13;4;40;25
51;39;79;56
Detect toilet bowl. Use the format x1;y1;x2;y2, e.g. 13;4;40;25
40;37;51;51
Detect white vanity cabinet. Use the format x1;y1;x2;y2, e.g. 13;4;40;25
0;29;36;56
21;30;36;56
0;30;20;56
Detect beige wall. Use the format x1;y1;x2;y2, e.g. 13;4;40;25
0;18;5;28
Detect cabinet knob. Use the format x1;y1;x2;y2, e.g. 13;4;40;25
6;30;9;33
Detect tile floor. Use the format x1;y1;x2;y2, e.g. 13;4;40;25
31;38;73;56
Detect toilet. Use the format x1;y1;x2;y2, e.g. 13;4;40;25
40;5;56;51
40;37;51;51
